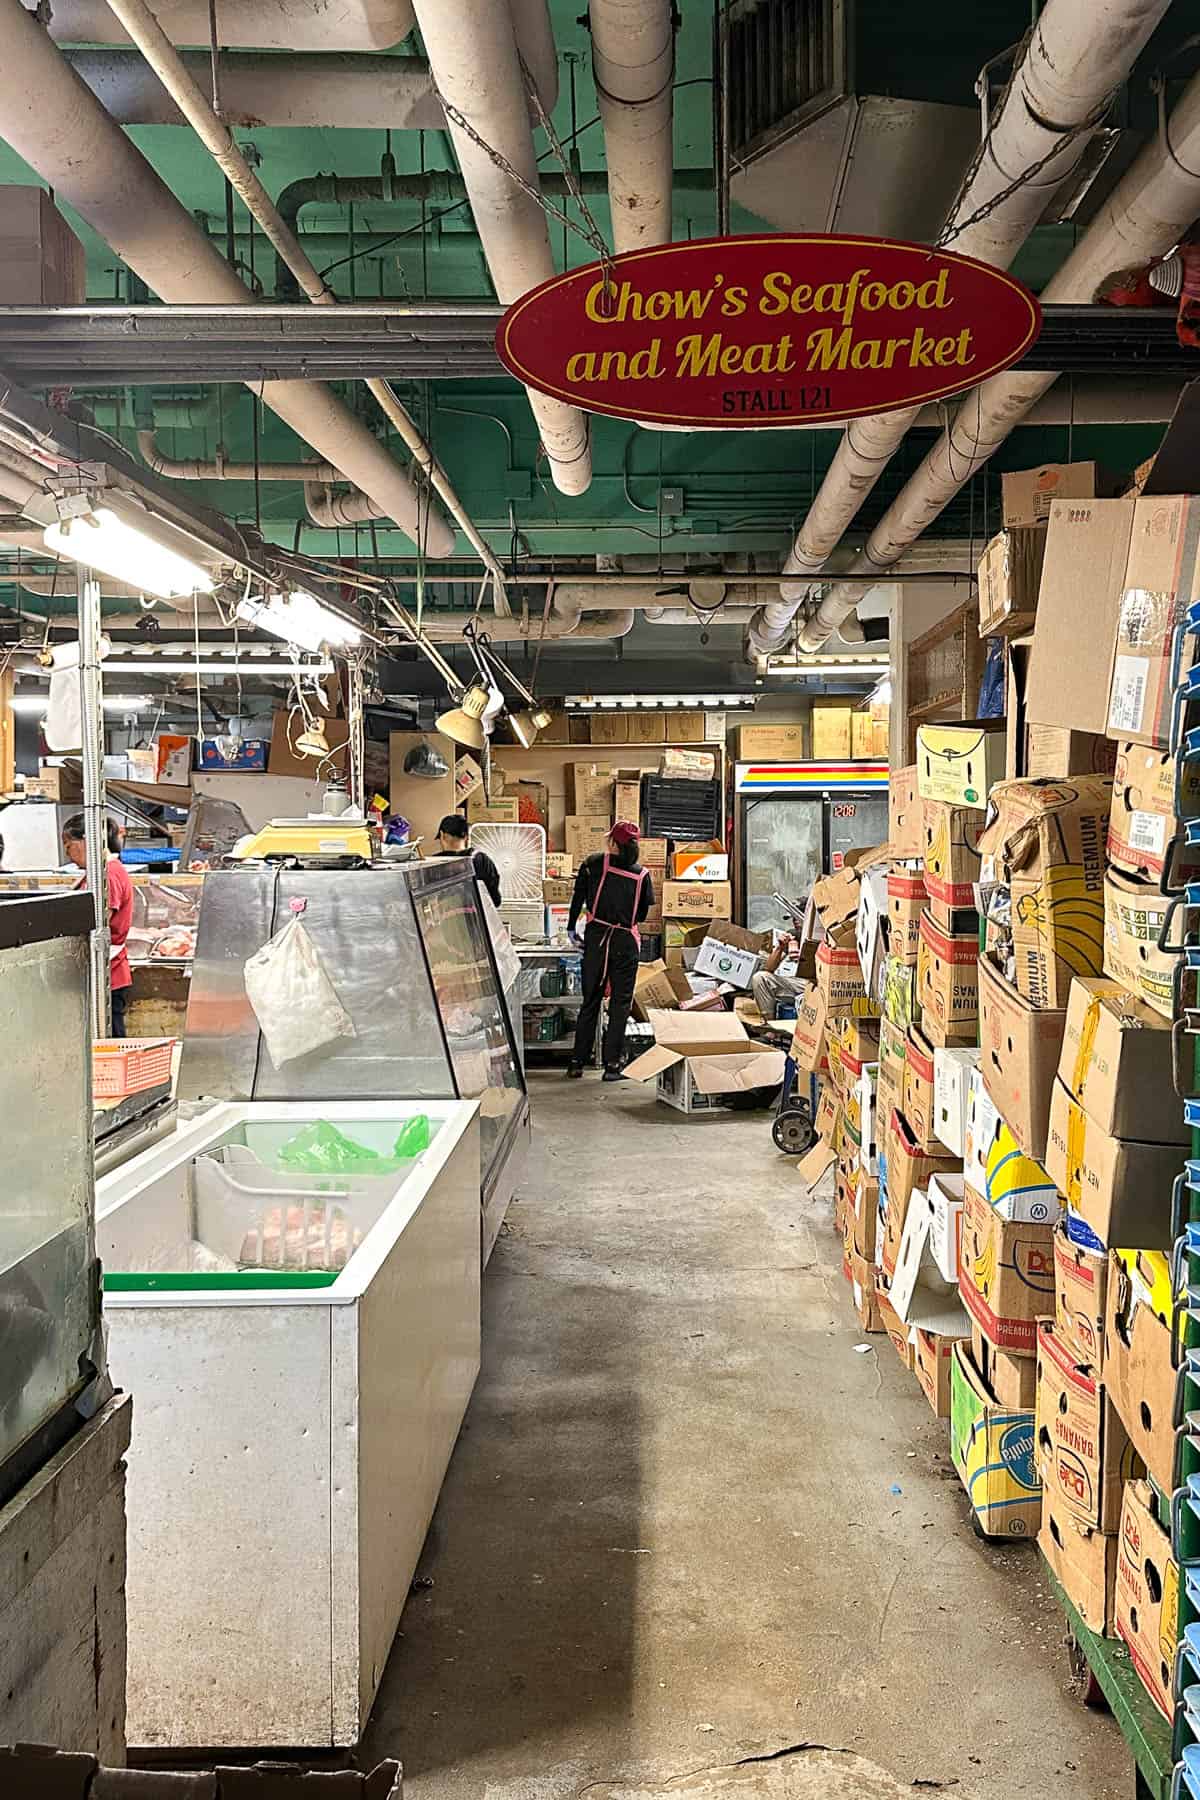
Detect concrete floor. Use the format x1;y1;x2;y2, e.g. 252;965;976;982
365;1074;1125;1800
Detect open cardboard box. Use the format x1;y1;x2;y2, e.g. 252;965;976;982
625;1008;785;1098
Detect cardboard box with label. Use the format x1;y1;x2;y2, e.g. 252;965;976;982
950;1341;1042;1539
816;941;878;1019
1108;494;1200;749
848;1174;879;1262
914;1326;965;1419
1035;1319;1138;1533
693;925;766;990
671;841;728;882
811;848;888;949
917;724;1007;809
1040;1496;1120;1637
626;712;665;746
1109;742;1200;883
958;1181;1055;1357
877;1290;913;1369
922;800;984;925
790;983;830;1075
565;816;613;865
546;851;574;878
1003;461;1117;528
1104;1251;1176;1494
933;1045;979;1158
917;911;979;1041
613;770;643;822
1115;1479;1179;1721
902;1023;938;1153
977;955;1067;1161
983;1118;1060;1225
811;700;853;761
1058;975;1185;1144
978;775;1111;1008
542;877;575;905
887;866;925;964
737;722;806;761
978;524;1048;637
851;711;887;760
568;763;613;815
972;1322;1038;1409
624;1009;786;1112
1055;1226;1109;1372
1045;1078;1178;1251
589;713;630;745
662;880;732;922
632;960;692;1021
848;1248;884;1333
1102;870;1174;1019
880;1109;961;1278
1026;498;1135;736
890;767;923;856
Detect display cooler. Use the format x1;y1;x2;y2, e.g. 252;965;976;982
94;858;529;1749
0;892;103;1508
734;760;890;931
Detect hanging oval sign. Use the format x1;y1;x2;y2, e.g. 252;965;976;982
496;233;1041;429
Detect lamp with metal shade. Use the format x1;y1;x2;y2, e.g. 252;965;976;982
436;680;492;750
470;626;557;745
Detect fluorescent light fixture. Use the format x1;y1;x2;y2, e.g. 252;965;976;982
9;693;48;714
236;588;362;654
565;692;755;709
44;501;216;599
34;657;336;677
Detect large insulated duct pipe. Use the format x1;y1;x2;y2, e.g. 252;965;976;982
590;0;674;254
37;0;416;49
141;433;341;481
65;49;444;129
794;67;1200;650
746;0;1174;657
411;0;592;497
0;0;454;555
419;607;634;641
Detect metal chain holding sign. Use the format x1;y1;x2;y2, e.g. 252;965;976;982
429;56;615;293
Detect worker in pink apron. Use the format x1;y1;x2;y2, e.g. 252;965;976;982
566;821;654;1081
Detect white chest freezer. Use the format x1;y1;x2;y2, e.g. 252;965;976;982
97;1096;481;1750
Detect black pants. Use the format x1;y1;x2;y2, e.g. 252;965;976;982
572;921;638;1070
110;987;128;1038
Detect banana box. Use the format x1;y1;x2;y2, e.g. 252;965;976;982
1102;871;1174;1021
917;724;1007;809
1034;1318;1141;1532
1115;1479;1179;1721
958;1180;1055;1357
984;1120;1061;1225
950;1340;1041;1538
1103;1251;1177;1494
978;775;1112;1009
1054;1224;1109;1370
922;800;984;928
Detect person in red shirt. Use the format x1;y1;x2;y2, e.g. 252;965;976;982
63;814;134;1036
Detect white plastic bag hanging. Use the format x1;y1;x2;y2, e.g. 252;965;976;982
242;904;356;1068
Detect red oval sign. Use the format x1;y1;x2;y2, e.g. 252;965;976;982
497;233;1041;429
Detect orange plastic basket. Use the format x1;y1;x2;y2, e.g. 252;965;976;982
93;1037;176;1100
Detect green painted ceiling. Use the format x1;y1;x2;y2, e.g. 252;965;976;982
0;0;1176;591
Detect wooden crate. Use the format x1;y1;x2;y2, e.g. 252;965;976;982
905;601;990;758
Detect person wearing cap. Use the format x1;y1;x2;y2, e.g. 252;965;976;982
566;821;653;1081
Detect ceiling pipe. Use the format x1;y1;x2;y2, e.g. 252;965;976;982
305;481;386;527
36;0;417;50
589;0;675;253
64;48;444;129
410;0;593;498
746;0;1174;658
417;607;635;642
798;66;1200;650
96;0;521;596
0;0;455;560
140;431;341;482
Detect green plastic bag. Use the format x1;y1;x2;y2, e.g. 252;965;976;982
277;1120;386;1175
394;1114;432;1158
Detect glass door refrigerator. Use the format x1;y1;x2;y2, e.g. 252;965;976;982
734;761;890;933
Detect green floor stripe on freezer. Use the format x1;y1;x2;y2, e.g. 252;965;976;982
1043;1569;1174;1799
104;1269;340;1291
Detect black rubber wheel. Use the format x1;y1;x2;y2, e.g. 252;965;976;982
772;1103;815;1155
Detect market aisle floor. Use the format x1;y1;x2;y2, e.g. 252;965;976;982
365;1075;1121;1800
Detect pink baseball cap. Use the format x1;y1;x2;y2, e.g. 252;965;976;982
610;820;640;848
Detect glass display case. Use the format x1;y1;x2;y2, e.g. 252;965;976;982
0;893;101;1502
180;861;528;1223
